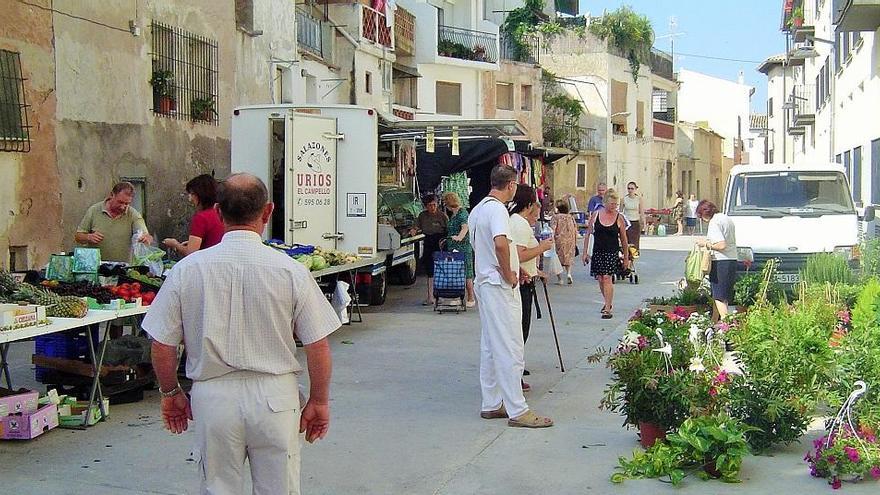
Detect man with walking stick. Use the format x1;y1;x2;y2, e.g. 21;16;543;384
469;166;553;428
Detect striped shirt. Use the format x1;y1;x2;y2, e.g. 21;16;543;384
142;230;340;381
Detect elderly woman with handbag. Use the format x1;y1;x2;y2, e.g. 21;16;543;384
694;200;737;319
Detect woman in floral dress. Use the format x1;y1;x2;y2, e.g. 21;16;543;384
552;202;578;285
443;191;475;307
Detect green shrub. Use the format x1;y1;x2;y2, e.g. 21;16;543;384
800;253;854;285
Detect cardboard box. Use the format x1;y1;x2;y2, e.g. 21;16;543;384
59;399;110;427
0;388;39;417
0;304;48;331
0;403;59;439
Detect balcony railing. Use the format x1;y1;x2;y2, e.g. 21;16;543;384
438;25;498;64
395;6;415;56
500;33;539;64
544;123;598;152
792;84;815;126
361;4;393;48
649;49;674;81
296;8;323;58
652;107;676;123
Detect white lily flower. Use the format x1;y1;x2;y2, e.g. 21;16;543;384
688;324;701;344
720;351;745;376
689;357;705;372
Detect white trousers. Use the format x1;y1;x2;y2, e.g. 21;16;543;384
475;282;528;419
191;371;301;495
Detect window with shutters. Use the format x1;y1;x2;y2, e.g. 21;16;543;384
576;162;586;188
496;82;513;111
436;81;462;115
636;101;645;137
0;50;30;152
611;79;628;135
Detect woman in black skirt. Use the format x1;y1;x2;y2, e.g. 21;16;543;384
581;188;629;319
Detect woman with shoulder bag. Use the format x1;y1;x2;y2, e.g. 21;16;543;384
695;200;737;318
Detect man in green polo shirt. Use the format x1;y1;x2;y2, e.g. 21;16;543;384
75;182;154;262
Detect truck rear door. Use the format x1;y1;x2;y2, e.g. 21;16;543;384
284;111;339;249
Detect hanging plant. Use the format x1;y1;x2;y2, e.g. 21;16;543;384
588;6;654;83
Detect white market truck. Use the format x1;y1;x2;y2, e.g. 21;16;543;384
230;104;420;305
723;163;860;285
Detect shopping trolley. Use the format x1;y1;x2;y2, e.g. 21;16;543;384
433;250;467;313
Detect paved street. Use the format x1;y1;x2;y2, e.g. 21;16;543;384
1;235;875;494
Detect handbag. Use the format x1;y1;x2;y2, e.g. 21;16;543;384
700;247;712;274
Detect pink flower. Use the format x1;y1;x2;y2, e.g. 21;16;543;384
827;455;838;465
713;370;729;386
708;387;718;397
831;477;842;489
715;322;731;334
870;466;880;480
637;336;649;350
844;446;860;463
837;310;851;324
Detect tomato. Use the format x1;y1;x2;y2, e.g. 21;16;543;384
117;289;131;300
142;292;155;305
119;283;131;291
131;282;141;292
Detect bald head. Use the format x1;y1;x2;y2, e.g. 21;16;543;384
217;173;270;226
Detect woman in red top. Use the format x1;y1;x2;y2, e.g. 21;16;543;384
162;174;224;256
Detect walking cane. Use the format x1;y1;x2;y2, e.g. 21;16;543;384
540;278;565;373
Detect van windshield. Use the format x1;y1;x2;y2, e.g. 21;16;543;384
726;171;855;216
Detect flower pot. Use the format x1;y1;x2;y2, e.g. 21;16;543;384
156;95;176;115
638;421;666;448
792;18;804;28
703;460;722;478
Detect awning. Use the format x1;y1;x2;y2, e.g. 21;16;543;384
378;114;528;141
392;63;421;79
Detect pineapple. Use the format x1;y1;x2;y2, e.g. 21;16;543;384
47;296;89;318
0;270;19;296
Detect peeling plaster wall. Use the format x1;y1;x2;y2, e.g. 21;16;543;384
52;1;239;250
0;0;61;269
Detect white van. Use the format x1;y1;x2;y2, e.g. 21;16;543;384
723;163;860;284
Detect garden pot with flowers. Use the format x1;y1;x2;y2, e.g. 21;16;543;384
646;285;712;316
594;310;733;447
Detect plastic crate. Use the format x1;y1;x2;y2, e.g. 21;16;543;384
33;329;99;383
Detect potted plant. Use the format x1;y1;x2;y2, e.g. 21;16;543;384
789;6;805;29
612;413;757;485
646;285;711;315
595;311;730;447
473;44;487;61
149;69;176;115
190;96;217;122
805;425;880;489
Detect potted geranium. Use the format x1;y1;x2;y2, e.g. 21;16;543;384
190;96;217;122
150;68;176;115
473;44;487;61
789;6;805;29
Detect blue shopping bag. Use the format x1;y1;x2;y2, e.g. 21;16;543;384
433;251;466;291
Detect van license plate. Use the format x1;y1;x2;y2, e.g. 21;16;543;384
776;273;800;284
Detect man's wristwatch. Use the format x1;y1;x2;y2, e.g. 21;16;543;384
159;384;183;398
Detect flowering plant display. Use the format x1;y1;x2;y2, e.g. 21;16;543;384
832;281;880;428
595;310;735;431
805;426;880;489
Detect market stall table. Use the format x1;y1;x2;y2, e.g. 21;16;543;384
0;306;149;427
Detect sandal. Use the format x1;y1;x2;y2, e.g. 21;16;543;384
508;411;554;428
601;308;612;319
521;380;531;392
480;406;508;419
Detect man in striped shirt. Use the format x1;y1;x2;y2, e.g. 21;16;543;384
144;173;340;494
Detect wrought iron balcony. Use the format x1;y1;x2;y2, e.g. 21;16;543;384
296;8;323;58
361;4;393;48
500;33;539;64
437;25;498;64
791;84;815;126
544;123;598;152
652;107;676;124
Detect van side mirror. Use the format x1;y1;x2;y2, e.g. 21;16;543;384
864;205;876;223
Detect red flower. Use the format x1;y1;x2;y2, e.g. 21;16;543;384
831;477;841;489
708;387;718;397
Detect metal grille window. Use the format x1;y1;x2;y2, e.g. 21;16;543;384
150;21;219;124
0;50;31;152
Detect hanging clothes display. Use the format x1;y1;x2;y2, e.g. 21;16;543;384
441;172;470;209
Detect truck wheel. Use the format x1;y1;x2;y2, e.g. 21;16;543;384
390;257;417;286
369;272;387;306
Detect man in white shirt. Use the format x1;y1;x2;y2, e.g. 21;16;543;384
143;173;340;494
469;166;553;428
